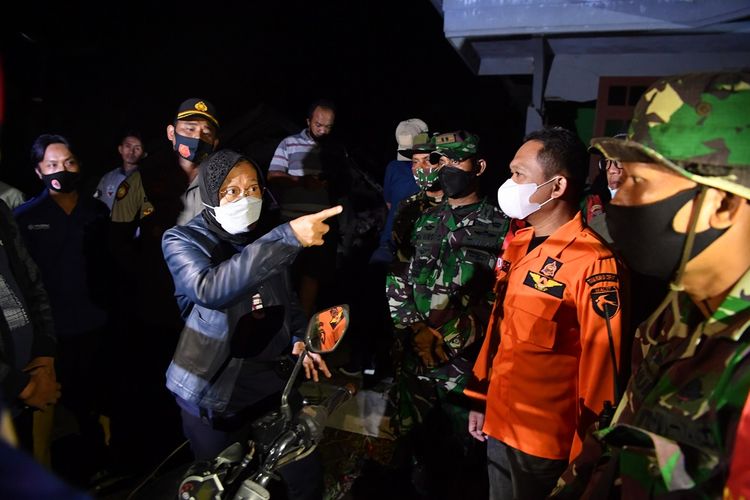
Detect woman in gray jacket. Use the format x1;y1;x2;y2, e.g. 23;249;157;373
161;149;341;499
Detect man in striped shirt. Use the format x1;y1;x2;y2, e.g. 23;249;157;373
267;99;338;316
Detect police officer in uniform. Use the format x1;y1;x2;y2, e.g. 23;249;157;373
105;99;220;476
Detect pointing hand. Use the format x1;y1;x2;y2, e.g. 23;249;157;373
289;205;343;247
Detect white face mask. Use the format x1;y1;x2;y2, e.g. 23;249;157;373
497;176;559;220
205;196;263;234
608;187;618;199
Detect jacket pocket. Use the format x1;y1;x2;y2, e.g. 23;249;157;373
173;307;230;378
506;304;558;349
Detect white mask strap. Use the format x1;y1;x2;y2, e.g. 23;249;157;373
535;176;561;207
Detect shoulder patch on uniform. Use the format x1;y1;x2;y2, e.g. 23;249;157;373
496;258;511;274
539;257;563;278
585;273;619;286
116;181;130;200
524;271;565;298
591;286;620;318
142;201;155;218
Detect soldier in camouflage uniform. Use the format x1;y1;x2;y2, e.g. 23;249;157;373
386;131;508;496
551;71;750;499
385;132;444;430
390;132;444;269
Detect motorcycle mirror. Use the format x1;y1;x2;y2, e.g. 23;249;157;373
305;304;350;354
281;304;350;424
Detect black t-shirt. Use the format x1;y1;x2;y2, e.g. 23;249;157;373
526;234;549;254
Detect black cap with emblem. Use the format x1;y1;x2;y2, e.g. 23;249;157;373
175;98;220;129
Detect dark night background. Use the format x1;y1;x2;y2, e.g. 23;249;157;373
1;0;533;201
0;4;596;496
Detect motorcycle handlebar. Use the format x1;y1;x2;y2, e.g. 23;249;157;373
298;383;356;445
323;383;357;415
232;383;358;497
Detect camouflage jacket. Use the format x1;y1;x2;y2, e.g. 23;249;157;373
390;191;441;265
552;269;750;499
386;198;508;357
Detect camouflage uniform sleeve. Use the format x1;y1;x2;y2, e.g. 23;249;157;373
386;260;423;329
386;214;425;329
549;426;612;498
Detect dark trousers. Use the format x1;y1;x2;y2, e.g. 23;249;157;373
12;408;34;453
487;437;568;500
341;260;392;375
180;405;323;500
107;320;183;474
53;330;109;486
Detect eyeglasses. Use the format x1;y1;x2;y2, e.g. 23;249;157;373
598;159;622;172
219;185;264;203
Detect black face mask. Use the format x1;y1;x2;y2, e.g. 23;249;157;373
605;186;727;281
312;132;332;146
41;171;80;193
426;178;442;192
439;165;476;199
174;133;215;163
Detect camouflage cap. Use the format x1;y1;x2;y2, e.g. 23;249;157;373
429;130;480;164
398;132;436;159
590;71;750;199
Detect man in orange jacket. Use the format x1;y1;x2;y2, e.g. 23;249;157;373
466;127;625;499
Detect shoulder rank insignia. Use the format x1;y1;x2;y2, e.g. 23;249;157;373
591;286;620;318
524;271;565;298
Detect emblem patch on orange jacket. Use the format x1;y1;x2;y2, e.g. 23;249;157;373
540;257;563;278
496;258;511;274
523;271;565;298
591;286;620;318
